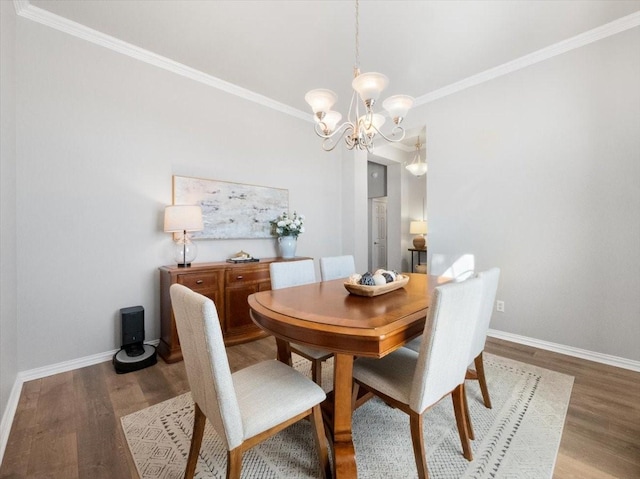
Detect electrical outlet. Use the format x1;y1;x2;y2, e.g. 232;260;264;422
496;300;505;312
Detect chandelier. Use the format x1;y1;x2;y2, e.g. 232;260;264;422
406;139;427;177
304;0;414;152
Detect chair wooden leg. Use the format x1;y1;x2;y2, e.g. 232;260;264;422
462;382;475;441
451;384;473;461
226;448;242;479
351;382;360;410
409;411;429;479
185;403;206;479
309;404;332;479
475;352;492;409
311;359;323;387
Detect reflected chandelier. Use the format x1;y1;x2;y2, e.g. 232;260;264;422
305;0;414;152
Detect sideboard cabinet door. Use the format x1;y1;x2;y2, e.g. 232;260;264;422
224;264;271;344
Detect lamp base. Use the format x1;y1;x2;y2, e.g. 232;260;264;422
177;263;192;268
412;235;426;249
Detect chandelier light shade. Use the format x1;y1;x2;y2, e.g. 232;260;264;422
409;220;428;249
164;205;204;267
406;139;428;177
305;0;413;152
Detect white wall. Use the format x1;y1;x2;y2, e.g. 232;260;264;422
14;17;342;371
409;27;640;361
0;1;18;421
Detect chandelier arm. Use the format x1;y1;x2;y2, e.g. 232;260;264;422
313;120;353;140
319;123;355;151
370;124;407;143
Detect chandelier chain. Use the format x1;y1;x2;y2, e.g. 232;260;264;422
355;0;360;69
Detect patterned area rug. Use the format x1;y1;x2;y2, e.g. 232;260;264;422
121;353;573;479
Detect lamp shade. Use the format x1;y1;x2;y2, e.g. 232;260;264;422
359;113;386;135
383;94;414;123
320;110;342;133
164;205;203;233
352;72;389;103
305;89;337;114
406;162;428;177
409;221;427;235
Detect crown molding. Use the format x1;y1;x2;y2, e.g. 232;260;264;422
414;10;640;107
12;0;312;122
11;1;640;124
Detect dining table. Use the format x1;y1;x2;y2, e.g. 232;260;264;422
248;272;445;479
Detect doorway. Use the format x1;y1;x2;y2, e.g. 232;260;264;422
370;197;387;271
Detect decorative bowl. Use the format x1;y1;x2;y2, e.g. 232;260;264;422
344;274;410;297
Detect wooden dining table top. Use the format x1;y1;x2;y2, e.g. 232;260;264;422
248;273;446;358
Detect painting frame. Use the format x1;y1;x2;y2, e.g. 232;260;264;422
172;175;288;239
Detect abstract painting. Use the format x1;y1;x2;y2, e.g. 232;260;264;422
172;175;288;239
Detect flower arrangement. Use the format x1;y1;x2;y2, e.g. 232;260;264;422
271;211;305;238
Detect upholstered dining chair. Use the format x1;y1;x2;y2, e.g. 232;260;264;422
406;267;500;412
319;255;356;281
352;276;485;478
404;253;477;352
465;267;501;409
169;284;330;479
269;260;334;386
428;253;476;281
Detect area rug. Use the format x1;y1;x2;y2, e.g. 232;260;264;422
121;353;573;479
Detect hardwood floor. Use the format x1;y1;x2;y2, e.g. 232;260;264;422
1;336;638;478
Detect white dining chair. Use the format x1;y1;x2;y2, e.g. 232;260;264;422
428;253;476;281
466;267;500;409
319;255;356;281
352;276;485;478
269;260;334;386
169;283;330;479
404;253;476;352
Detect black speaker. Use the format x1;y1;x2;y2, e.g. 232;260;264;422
113;305;157;374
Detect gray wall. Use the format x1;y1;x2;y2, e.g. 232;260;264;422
412;27;640;361
14;17;342;371
0;1;18;424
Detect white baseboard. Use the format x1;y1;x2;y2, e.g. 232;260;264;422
0;339;159;463
487;329;640;372
0;378;23;467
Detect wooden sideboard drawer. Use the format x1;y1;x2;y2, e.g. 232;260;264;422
225;268;270;285
177;271;222;293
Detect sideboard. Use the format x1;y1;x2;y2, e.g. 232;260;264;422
158;257;310;363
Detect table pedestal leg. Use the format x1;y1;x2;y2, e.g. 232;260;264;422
332;353;357;478
275;338;292;366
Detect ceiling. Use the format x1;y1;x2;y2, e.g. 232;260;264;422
28;0;640;133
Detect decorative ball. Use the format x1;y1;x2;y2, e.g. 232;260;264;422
372;273;386;285
347;273;362;285
359;273;375;286
382;272;394;283
378;270;393;281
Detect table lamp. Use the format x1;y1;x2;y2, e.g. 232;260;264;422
409;220;427;249
164;205;204;267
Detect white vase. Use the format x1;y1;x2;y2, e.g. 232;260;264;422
278;236;297;258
